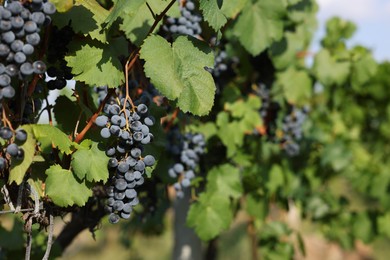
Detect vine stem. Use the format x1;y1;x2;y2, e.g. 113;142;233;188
1;185;15;211
26;74;41;97
15;180;25;213
29;183;40;214
2;102;14;130
248;218;259;260
44;92;53;126
74;88;116;143
27;24;51;97
74;0;177;144
25;218;33;260
42;214;54;260
164;108;180;131
0;208;36;214
145;2;156;19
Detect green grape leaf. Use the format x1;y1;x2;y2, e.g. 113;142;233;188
77;0;110;42
351;53;378;90
187;122;217;141
225;95;262;132
51;0;73;12
266;164;284;193
199;0;227;32
65;37;128;88
307;197;330;219
225;95;261;118
246;193;267;220
53;95;86;134
187;193;233;241
321;17;357;48
120;0;178;46
312;49;350;86
27;178;44;199
216;112;243;158
275;67;312;106
9;125;36;185
216;96;262;157
352;213;373;243
32;125;75;155
378;213;390;237
233;0;285;56
141;35;215;115
103;0;145;28
321;141;352;171
287;0;317;25
45;165;92;207
221;0;248;18
52;0;109;43
71;140;109;182
120;4;154;47
269;29;306;70
207;164;242;199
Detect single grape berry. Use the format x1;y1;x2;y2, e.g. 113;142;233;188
6;144;19;157
108;213;120;224
0;127;13;140
15;129;27;143
33;60;46;74
143;155;155;166
15;148;24;160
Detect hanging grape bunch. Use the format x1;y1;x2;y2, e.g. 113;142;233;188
168;132;205;199
0;127;28;171
46;25;75;90
0;0;56;99
94;98;156;224
162;0;202;38
281;106;309;156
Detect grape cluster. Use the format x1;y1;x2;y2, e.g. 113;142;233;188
0;127;28;170
0;0;56;99
46;25;74;90
281;106;309;156
162;0;202;38
210;50;228;78
252;83;280;138
168;132;205;199
21;83;43;123
94;99;156;223
255;84;271;119
94;85;109;105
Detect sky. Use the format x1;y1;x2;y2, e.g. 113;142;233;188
315;0;390;61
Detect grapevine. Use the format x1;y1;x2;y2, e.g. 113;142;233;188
0;0;386;259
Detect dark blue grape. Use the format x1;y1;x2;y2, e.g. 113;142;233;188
6;144;19;157
0;127;13;140
10;16;24;29
22;44;34;55
2;86;15;98
7;2;23;15
100;128;111;138
125;189;137;199
108;158;118;168
143;155;155;166
95;115;108;127
33;60;46;74
23;21;38;34
0;74;11;87
26;32;40;45
15;129;27;143
109;213;120;224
